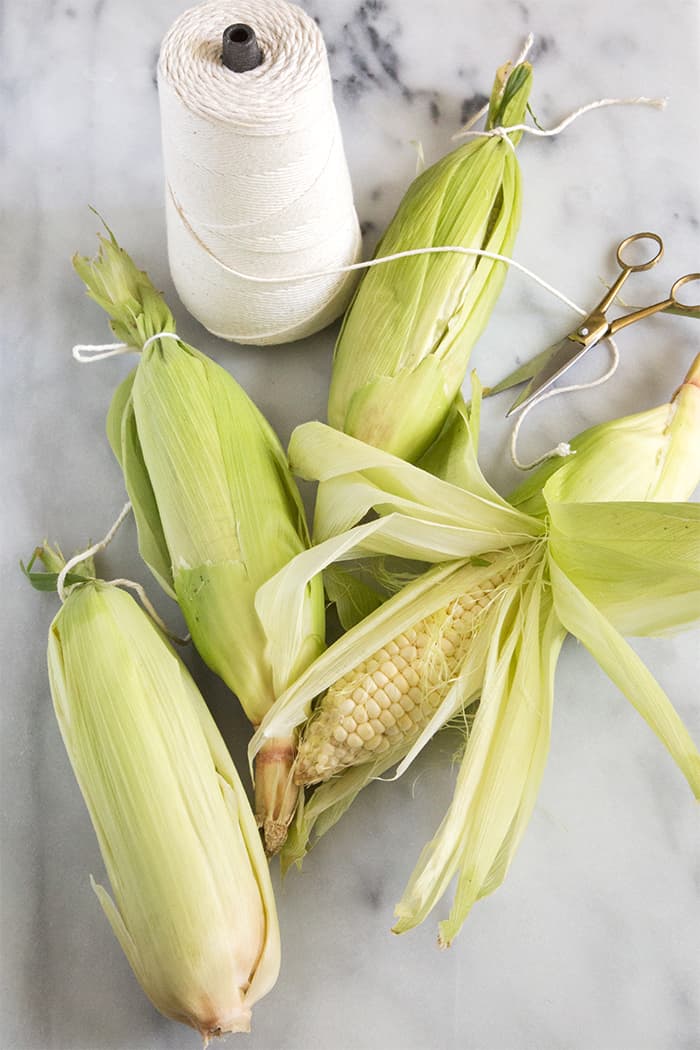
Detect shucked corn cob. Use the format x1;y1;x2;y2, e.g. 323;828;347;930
296;568;512;784
253;359;700;938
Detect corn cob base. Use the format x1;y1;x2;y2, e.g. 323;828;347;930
294;573;509;785
254;736;300;856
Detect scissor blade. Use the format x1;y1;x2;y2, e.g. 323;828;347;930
506;335;589;417
485;347;556;397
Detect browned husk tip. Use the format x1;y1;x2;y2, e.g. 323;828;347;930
672;351;700;401
683;351;700;388
198;1013;251;1046
254;737;300;856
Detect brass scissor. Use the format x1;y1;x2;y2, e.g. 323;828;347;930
504;232;700;416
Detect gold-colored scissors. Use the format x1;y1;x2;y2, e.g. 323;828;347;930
504;232;700;416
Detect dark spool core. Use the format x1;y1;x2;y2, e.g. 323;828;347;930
222;23;263;72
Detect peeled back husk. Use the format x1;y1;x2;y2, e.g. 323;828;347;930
252;365;700;937
392;363;700;941
47;578;280;1039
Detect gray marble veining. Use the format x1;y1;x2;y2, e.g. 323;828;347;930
2;1;699;1048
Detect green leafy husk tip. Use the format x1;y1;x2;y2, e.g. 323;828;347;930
21;542;96;594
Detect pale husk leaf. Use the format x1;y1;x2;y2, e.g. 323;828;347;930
393;560;555;941
549;555;700;798
106;368;175;599
292;379;542;547
547;498;700;636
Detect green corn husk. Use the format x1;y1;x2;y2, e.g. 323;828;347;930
508;353;700;514
251;356;700;938
29;548;280;1039
73;229;325;853
327;58;532;464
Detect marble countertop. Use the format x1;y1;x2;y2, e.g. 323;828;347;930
2;1;699;1047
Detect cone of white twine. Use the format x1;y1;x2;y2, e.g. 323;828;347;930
158;0;361;346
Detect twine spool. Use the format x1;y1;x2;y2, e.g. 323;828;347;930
158;0;361;345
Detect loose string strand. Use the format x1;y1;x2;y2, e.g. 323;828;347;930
105;579;190;646
57;501;132;602
509;337;620;470
56;501;189;644
73;342;140;363
452;95;667;143
460;102;490;135
72;331;180;363
160;215;587;312
512;32;535;67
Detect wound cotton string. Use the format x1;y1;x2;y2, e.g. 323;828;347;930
158;0;361;346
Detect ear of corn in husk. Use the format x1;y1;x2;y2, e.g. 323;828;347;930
317;53;532;628
29;546;280;1040
253;361;700;931
74;229;325;853
326;58;532;465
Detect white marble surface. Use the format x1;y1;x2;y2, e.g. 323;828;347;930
2;1;699;1047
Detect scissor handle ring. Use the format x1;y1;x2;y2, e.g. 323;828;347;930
670;273;700;310
616;231;664;272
